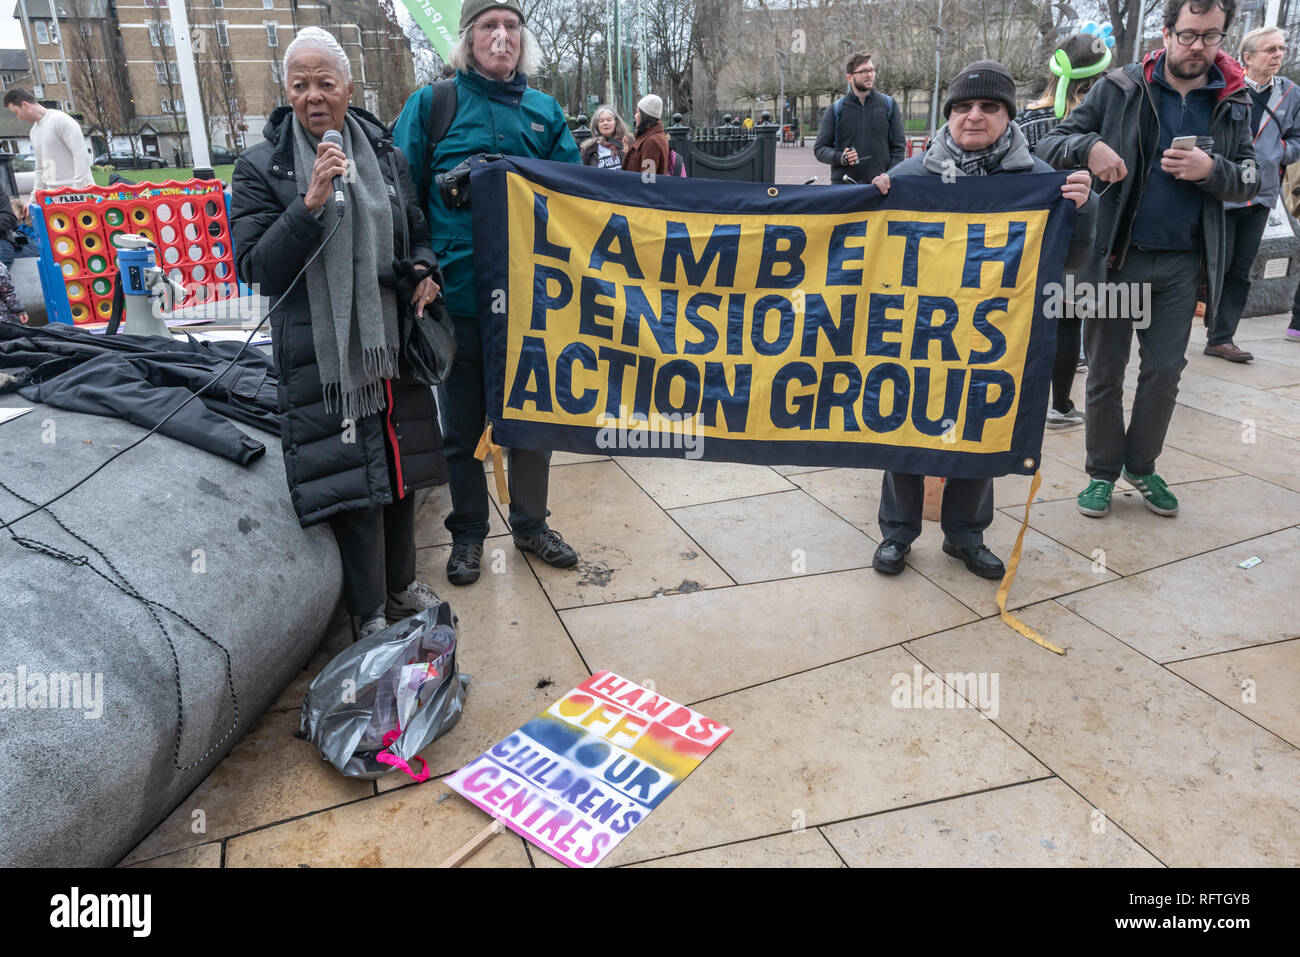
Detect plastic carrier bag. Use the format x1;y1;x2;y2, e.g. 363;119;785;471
297;604;470;781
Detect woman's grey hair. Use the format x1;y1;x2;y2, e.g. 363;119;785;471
447;22;540;77
1241;25;1286;57
283;27;352;83
591;105;629;140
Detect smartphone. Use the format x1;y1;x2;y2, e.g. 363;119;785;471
1170;135;1197;150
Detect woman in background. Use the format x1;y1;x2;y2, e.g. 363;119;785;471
580;106;629;168
622;94;671;176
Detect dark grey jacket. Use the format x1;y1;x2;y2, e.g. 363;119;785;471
1035;51;1259;324
887;121;1099;270
231;106;444;528
1226;74;1300;211
815;90;906;184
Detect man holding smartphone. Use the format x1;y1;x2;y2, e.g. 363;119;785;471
1036;0;1258;520
814;52;905;185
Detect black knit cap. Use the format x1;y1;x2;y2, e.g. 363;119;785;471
942;59;1017;118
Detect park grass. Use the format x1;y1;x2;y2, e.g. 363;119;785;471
92;164;234;186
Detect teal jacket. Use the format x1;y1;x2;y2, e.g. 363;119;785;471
392;70;580;317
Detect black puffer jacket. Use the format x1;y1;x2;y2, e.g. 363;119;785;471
231;106;444;528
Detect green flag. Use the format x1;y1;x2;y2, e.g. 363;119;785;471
399;0;462;60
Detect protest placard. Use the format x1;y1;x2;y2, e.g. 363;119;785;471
445;671;732;867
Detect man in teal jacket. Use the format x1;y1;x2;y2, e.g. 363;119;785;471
393;0;581;586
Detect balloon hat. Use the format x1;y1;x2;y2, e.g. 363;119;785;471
1050;21;1115;118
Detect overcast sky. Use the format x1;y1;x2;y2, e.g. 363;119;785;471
1;2;25;52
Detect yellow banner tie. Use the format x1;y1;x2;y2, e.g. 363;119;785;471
474;422;511;505
995;469;1065;655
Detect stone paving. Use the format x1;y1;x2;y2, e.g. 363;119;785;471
121;150;1300;868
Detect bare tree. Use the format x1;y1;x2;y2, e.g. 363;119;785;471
145;2;186;161
64;0;136;153
370;0;419;122
190;6;246;150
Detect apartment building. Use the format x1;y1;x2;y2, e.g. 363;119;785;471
12;0;417;162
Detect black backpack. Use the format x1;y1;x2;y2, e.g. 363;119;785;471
410;78;459;210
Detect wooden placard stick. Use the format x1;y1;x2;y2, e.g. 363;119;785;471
439;818;505;868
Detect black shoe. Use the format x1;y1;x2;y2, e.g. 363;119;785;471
942;541;1005;579
872;538;910;575
513;526;578;568
446;542;483;586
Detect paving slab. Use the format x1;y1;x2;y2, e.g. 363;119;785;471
499;460;732;608
119;708;373;865
907;601;1300;867
1233;337;1300;366
615;456;795;509
1012;474;1300;576
1123;368;1300;439
1162;405;1300;494
905;509;1117;615
1166;639;1300;749
772;464;837;476
630;829;845;868
1038;427;1241;487
669;489;875;583
994;454;1095;509
224;778;531;867
788;467;884;538
598;648;1049;867
1183;351;1300;389
412;481;509;548
560;567;977;704
1060;528;1300;662
123;843;223;868
822;778;1162;867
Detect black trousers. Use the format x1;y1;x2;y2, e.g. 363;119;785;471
1084;248;1199;481
328;492;417;617
438;313;551;544
1051;314;1084;413
878;472;994;549
1209;203;1271;346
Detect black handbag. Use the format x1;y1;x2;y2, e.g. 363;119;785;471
388;149;456;386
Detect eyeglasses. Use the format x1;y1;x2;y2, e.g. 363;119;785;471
1172;29;1227;47
1253;44;1288;55
475;19;521;35
950;100;1004;115
851;67;876;76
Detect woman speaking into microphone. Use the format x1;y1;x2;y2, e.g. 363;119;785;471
231;27;446;641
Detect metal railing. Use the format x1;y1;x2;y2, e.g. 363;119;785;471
666;111;778;183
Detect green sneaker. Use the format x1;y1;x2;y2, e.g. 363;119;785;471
1076;479;1114;517
1122;468;1179;516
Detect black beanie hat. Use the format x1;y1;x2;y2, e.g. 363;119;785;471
942;59;1017;118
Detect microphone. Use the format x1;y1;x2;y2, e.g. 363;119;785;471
322;129;346;213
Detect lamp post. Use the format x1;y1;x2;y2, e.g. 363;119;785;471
604;0;615;108
928;0;946;138
167;0;211;171
777;51;786;128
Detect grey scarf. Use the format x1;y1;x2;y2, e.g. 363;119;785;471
940;123;1016;177
291;112;399;421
